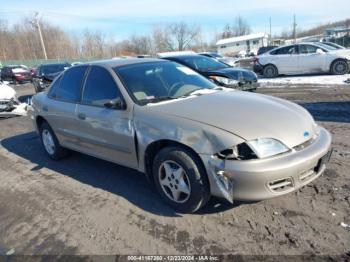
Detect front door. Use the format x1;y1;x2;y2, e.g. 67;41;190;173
297;44;327;73
76;66;138;169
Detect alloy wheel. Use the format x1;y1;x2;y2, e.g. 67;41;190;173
158;160;191;203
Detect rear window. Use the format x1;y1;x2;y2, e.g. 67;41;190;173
270;46;295;55
50;66;87;102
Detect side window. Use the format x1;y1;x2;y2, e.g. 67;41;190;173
53;66;87;102
49;74;63;97
271;46;295;55
82;66;122;107
299;44;318;54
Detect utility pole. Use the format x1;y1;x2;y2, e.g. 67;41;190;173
269;17;272;45
33;12;47;60
293;14;297;43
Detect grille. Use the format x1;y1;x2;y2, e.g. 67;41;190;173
268;177;294;192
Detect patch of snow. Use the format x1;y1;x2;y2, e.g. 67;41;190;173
259;74;350;87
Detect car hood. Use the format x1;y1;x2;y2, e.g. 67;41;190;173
0;83;16;100
147;90;316;148
206;67;257;80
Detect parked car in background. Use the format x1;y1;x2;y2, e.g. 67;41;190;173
71;62;83;66
31;59;332;213
0;65;32;84
254;42;350;77
33;63;71;93
257;46;279;55
160;54;258;91
318;42;346;50
29;67;37;78
198;52;237;66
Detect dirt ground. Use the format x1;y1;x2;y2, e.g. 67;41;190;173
0;83;349;257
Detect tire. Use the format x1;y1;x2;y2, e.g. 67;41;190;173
263;64;278;78
152;146;210;213
39;122;69;160
12;77;17;85
331;59;349;75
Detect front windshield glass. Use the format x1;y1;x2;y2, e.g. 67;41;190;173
42;64;70;75
180;56;229;71
114;61;217;105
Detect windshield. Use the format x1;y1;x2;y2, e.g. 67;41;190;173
178;56;229;72
41;64;70;75
115;61;217;105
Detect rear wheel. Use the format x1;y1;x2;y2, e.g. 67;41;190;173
331;60;349;75
263;64;278;78
39;122;69;160
152;146;210;213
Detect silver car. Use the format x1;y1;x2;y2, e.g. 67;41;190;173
31;59;332;213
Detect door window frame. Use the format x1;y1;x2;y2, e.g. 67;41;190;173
80;65;127;110
48;65;88;103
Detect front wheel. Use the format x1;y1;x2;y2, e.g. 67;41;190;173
39;122;69;160
152;146;210;213
331;60;349;75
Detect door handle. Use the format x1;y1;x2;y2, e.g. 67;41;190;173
78;113;86;120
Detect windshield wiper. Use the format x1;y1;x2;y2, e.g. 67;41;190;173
142;96;177;105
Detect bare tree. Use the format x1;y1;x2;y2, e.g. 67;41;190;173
221;16;251;38
152;22;201;52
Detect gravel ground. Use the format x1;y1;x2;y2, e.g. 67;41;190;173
0;83;349;257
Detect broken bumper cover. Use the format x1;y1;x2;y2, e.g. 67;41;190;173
0;99;17;112
200;127;332;203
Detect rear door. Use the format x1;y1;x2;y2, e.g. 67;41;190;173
76;65;138;168
268;45;298;74
45;65;88;148
297;44;327;73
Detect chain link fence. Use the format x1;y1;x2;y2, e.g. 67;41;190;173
0;58;105;68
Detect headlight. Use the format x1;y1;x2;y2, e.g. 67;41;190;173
247;138;290;158
209;76;239;86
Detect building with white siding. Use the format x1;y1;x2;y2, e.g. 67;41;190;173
216;33;269;56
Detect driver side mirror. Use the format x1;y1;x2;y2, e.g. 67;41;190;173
316;48;325;55
104;97;126;110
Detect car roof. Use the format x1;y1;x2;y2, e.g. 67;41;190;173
40;63;70;67
87;58;165;68
162;54;206;59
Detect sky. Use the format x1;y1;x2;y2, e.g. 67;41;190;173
1;0;349;41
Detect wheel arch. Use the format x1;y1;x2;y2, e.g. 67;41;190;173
143;139;207;185
35;115;47;130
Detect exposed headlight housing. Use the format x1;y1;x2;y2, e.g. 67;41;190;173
247;138;290;159
209;76;239;86
215;143;257;160
215;138;290;160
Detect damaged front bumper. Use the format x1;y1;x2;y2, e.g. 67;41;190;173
200;127;332;203
0;99;28;117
